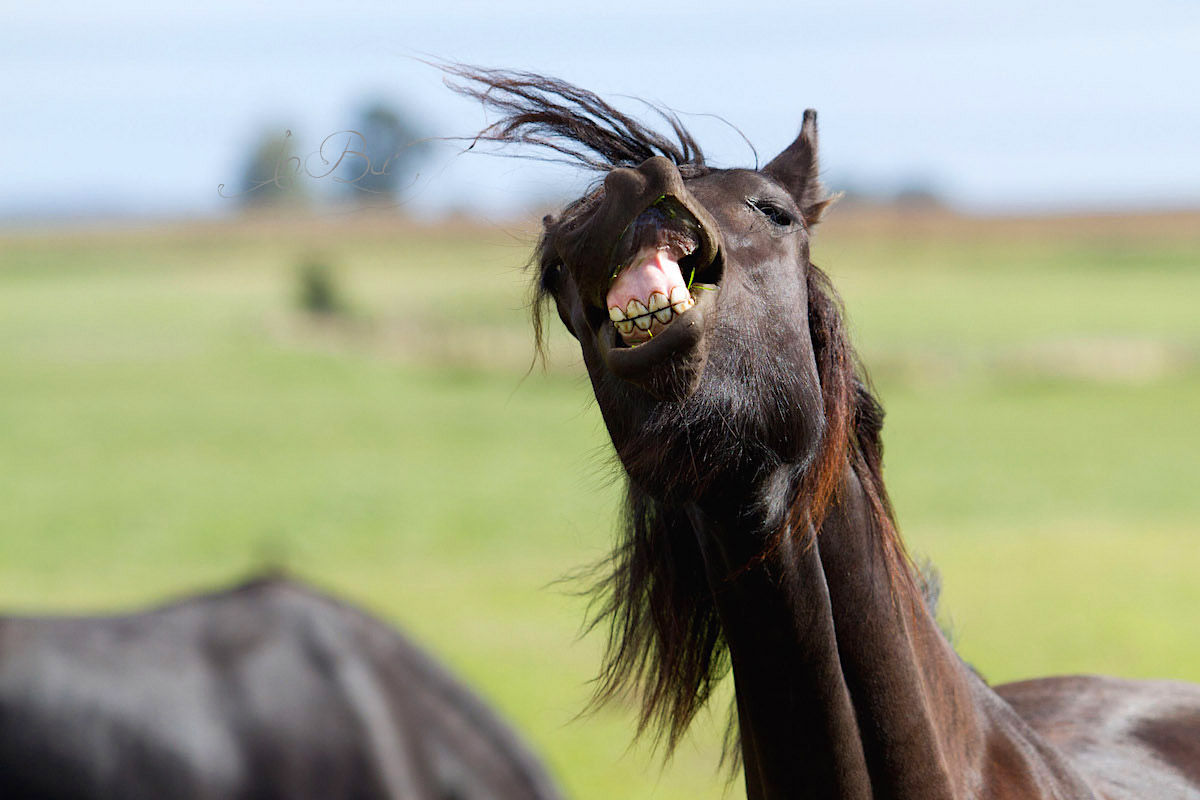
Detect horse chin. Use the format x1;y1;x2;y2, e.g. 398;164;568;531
596;283;719;401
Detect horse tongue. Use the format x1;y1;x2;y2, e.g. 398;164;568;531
606;247;687;313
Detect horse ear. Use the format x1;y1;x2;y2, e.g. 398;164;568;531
763;109;835;226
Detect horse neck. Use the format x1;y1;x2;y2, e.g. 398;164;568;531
687;463;1088;800
814;466;983;799
687;488;873;800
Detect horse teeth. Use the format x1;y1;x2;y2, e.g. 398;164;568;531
614;294;688;336
645;292;671;324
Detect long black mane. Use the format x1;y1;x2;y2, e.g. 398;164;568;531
583;267;913;755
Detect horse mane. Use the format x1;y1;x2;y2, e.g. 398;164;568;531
441;64;707;173
445;65;917;755
786;266;911;582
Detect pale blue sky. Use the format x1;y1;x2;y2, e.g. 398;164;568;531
3;0;1198;221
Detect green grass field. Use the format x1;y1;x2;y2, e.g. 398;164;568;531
1;210;1197;798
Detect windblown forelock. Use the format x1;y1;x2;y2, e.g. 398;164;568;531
442;64;709;173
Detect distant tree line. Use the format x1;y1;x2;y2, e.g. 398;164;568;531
232;100;430;209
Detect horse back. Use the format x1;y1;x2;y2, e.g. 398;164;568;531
0;577;562;800
998;674;1200;799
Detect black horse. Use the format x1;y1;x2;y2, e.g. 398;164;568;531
0;576;563;800
446;67;1200;800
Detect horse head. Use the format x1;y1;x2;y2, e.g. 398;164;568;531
532;109;838;501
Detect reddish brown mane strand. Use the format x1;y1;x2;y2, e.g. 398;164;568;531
775;266;916;595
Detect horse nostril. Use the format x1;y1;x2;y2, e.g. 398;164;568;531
638;155;677;178
603;167;646;198
638;156;686;191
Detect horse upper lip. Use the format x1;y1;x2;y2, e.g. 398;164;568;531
606;194;720;284
677;198;720;275
588;197;721;352
593;194;723;357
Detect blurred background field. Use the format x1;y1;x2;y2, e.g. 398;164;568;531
5;3;1200;794
2;208;1197;799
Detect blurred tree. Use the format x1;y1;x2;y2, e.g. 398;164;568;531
228;128;309;209
893;178;946;210
294;256;346;316
336;101;430;203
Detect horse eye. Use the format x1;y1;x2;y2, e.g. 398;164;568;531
749;199;794;228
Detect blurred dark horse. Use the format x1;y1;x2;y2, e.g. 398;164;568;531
445;66;1200;799
0;576;563;800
